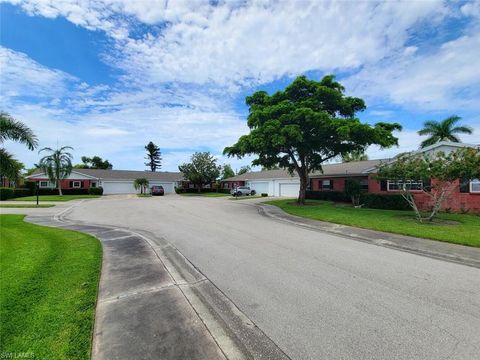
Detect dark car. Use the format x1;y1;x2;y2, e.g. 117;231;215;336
151;185;164;196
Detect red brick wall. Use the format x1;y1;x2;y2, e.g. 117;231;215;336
369;177;480;213
34;178;94;189
222;181;245;189
311;176;368;192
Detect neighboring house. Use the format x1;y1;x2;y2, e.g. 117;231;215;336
222;142;480;212
26;169;184;195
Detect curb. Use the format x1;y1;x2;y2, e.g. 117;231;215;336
257;203;480;269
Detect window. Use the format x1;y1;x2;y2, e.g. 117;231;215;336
321;179;332;190
72;181;81;188
39;181;49;188
387;180;423;191
360;179;369;191
91;182;97;188
471;179;480;193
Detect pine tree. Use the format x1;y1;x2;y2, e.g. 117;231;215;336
145;141;162;172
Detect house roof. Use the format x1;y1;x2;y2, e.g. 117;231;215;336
223;159;384;181
28;168;184;182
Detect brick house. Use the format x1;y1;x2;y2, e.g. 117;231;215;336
221;142;480;213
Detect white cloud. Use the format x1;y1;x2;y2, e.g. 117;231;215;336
345;33;480;110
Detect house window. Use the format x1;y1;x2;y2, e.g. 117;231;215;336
360;179;369;191
91;182;97;188
72;181;81;188
471;179;480;193
321;179;332;190
39;181;49;188
387;180;423;191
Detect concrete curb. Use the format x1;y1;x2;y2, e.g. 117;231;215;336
257;203;480;269
24;204;290;360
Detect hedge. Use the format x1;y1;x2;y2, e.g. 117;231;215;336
306;190;410;210
88;186;103;195
14;188;31;198
0;188;15;200
361;193;410;210
305;190;350;202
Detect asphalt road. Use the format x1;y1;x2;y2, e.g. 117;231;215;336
66;195;480;360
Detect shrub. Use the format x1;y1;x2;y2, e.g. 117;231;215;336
13;188;32;198
361;193;410;210
261;193;268;197
88;186;103;195
174;187;184;194
0;188;15;200
306;190;349;202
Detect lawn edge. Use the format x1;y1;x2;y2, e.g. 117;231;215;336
257;202;480;269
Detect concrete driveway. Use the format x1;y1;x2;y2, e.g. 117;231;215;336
6;195;479;359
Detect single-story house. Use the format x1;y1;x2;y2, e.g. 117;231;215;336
27;169;184;195
222;141;480;212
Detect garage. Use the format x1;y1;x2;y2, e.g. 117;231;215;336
279;183;300;197
247;181;270;195
150;182;175;193
102;181;136;195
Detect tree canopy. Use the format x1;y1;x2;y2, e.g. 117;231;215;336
178;152;220;192
145;141;162;172
418;115;473;148
76;156;112;169
237;165;251;175
342;150;369;162
224;75;402;204
221;164;235;179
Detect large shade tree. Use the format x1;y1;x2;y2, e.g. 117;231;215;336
224;75;402;204
76;156;112;169
39;146;74;196
179;152;220;192
0;112;38;182
418;115;473;148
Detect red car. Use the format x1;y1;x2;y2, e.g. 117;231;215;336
151;185;164;196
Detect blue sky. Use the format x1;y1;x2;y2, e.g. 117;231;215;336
1;0;479;171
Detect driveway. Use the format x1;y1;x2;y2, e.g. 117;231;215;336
18;195;480;359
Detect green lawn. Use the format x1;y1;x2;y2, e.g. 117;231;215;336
266;199;480;247
0;215;102;359
179;192;230;197
137;193;152;197
12;195;100;202
0;204;55;208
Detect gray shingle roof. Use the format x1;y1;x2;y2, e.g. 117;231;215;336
29;168;184;181
223;159;385;181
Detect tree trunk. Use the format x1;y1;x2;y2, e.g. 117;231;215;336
297;170;308;205
57;180;63;196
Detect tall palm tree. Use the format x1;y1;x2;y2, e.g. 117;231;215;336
0;112;38;184
39;146;74;196
418;115;473;148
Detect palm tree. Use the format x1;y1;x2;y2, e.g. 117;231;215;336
39;146;74;196
0;112;38;150
418;115;473;148
0;112;38;184
133;178;149;194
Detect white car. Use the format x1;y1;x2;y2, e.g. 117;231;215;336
231;186;256;196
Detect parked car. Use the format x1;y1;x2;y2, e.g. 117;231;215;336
231;186;256;196
151;185;164;196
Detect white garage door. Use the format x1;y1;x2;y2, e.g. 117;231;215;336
102;181;136;194
279;183;300;197
248;181;270;194
150;182;174;193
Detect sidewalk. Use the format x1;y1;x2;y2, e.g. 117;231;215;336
258;204;480;269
